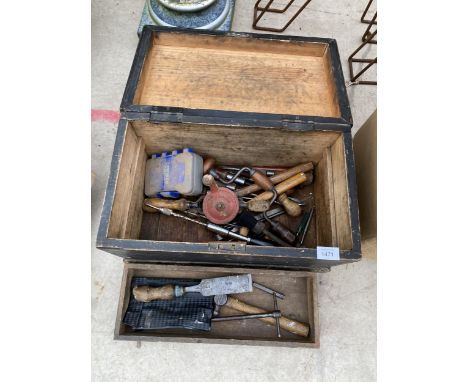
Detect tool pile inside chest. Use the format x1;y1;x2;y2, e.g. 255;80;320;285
98;27;360;347
142;149;316;248
99;118;359;270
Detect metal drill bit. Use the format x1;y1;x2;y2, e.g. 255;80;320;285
273;293;281;338
253;282;285;299
144;204;271;246
212;311;281;322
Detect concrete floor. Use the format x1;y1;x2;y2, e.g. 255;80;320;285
92;0;377;380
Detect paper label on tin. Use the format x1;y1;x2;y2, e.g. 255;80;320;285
317;246;340;261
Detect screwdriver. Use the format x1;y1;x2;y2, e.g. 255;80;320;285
143;197;198;212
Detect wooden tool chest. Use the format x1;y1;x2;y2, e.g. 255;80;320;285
97;27;360;347
97;27;360;272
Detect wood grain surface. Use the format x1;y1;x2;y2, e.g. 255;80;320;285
131;121;340;166
108;126;146;239
133;35;340;117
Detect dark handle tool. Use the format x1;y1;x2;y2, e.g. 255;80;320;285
235;210;292;247
267;219;296;244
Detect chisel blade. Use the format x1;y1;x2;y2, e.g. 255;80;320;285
185;274;252;296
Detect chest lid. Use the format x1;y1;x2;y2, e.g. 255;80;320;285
121;27;352;131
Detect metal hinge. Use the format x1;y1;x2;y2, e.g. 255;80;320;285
208;242;247;252
282;119;316;130
150;111;184;123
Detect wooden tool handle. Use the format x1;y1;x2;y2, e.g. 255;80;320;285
251;171;274;191
278;193;302;217
225;297;310;337
203;157;216;174
253;173;307;201
247;199;270;212
239;227;249;236
202;174;218;190
236;162;314;197
133;285;176;302
144;198;189;212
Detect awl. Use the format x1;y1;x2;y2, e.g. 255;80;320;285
133;274;253;302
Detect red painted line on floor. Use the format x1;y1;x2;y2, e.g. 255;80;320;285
91;109;120;123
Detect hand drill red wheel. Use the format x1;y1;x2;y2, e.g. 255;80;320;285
202;174;240;225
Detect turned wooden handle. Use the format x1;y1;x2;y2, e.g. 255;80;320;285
253;173;307;201
133;285;176;302
251;171;274;191
144;198;189;212
224;296;309;337
278;193;302;217
202;174;218;190
247;199;270;212
236;162;314;197
203;157;216;174
239;227;249;236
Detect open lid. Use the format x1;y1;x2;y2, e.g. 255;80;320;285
121;27;352;131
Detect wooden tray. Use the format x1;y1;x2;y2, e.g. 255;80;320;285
115;262;319;348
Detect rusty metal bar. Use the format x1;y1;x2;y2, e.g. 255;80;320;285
256;0;295;13
253;0;313;33
361;0;377;25
362;11;377;43
348;30;377;86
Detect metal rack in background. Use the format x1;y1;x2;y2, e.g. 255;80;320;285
361;0;376;24
348;0;377;86
252;0;312;33
362;9;377;43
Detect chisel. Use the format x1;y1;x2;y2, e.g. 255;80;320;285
133;274;252;302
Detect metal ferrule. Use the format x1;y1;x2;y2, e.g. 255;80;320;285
174;285;185;297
